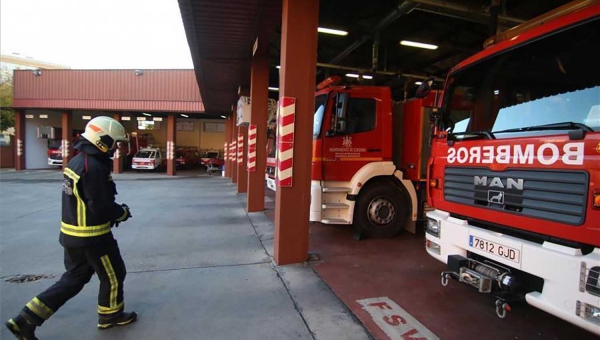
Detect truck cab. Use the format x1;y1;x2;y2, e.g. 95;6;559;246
303;77;438;238
423;1;600;334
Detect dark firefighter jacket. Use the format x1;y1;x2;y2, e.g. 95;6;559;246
60;139;128;248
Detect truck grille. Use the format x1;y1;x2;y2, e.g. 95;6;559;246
444;167;588;225
49;153;62;160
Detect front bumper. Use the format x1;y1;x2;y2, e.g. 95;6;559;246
425;209;600;335
132;164;156;170
48;158;62;166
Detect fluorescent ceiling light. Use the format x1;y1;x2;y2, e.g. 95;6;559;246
181;114;189;118
318;27;348;36
346;73;373;80
268;87;279;91
142;112;151;116
415;81;423;85
276;65;281;69
220;115;226;119
400;40;438;50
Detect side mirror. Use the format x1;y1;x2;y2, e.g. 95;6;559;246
415;77;435;99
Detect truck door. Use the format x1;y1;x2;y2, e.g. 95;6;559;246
321;90;383;182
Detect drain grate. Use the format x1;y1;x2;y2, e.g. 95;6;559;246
4;274;56;283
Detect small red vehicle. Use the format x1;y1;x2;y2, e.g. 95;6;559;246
175;147;201;168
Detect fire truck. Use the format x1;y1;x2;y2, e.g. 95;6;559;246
44;128;83;166
422;1;599;334
266;77;439;238
116;131;153;169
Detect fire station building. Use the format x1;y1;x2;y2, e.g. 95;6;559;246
11;69;226;175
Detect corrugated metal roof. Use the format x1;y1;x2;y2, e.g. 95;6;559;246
13;69;204;113
178;0;281;114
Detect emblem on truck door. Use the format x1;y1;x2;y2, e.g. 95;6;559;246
342;135;352;148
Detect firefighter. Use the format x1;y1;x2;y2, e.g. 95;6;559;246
5;116;136;340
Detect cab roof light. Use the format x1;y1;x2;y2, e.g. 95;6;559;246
316;76;342;90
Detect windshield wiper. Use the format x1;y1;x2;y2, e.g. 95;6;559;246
494;121;594;134
450;131;496;139
447;131;495;146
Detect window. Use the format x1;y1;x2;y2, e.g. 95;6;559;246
138;121;161;130
135;151;155;158
345;98;376;134
443;18;600;138
313;94;328;139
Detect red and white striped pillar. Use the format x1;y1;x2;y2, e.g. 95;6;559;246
274;0;318;265
224;115;232;178
230;137;238;183
246;43;269;212
14;110;26;171
276;97;295;187
247;124;257;172
236;126;248;193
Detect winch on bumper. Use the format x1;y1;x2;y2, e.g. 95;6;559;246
425;209;600;335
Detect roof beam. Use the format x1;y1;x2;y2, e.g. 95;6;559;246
328;1;418;64
410;0;526;26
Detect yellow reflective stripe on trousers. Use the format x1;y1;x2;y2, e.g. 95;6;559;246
100;255;119;312
60;222;111;237
63;168;86;227
26;297;54;320
98;301;124;315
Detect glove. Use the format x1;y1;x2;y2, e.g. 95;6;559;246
115;204;132;226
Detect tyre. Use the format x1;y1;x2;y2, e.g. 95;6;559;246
353;181;410;238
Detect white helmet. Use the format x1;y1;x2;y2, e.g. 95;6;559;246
81;116;129;153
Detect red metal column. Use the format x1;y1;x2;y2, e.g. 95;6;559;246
224;115;233;178
113;113;124;174
247;47;269;212
14;110;26;171
237;125;248;193
231;115;238;184
61;110;73;171
166;114;177;176
274;0;319;265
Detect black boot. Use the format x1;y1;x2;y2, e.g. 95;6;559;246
5;314;38;340
98;311;137;330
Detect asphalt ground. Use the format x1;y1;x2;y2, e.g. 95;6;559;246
0;169;369;340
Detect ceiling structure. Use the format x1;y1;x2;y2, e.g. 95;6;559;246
179;0;574;115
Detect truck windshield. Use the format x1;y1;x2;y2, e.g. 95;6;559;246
443;18;600;139
313;94;328;139
135;151;155;158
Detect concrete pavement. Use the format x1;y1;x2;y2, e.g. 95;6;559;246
0;170;370;340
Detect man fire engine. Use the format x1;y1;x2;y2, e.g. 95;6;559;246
422;0;599;334
267;77;439;238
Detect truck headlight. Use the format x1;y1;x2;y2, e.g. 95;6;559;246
426;218;440;237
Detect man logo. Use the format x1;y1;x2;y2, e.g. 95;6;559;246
488;190;504;204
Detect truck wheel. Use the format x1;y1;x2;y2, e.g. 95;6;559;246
353;182;410;238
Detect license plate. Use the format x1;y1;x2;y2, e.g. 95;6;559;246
469;236;521;264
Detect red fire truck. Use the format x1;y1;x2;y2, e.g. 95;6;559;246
422;1;599;334
266;77;440;238
45;128;84;166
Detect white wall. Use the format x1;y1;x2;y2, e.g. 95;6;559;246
25;110;62;169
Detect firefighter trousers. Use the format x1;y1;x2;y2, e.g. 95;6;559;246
21;238;126;326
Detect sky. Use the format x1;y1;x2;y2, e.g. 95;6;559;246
0;0;194;69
